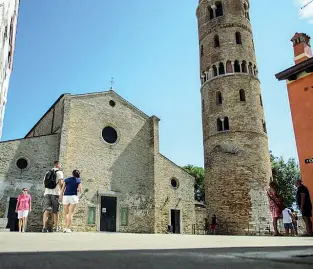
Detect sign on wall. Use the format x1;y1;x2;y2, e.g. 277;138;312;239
305;158;313;164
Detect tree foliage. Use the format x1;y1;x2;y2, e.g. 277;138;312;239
182;165;205;203
270;151;300;208
182;152;300;206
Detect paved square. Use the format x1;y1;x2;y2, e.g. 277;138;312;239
0;233;312;268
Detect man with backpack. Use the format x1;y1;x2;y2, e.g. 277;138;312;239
42;161;64;232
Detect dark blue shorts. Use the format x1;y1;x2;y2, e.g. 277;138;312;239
284;223;294;230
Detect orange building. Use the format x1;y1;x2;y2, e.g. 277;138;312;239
276;33;313;209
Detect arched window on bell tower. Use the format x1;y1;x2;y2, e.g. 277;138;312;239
243;2;250;21
239;89;246;102
217;118;223;132
234;60;240;73
208;6;214;20
248;62;253;74
226;61;233;73
213;65;218;77
216;91;222;105
215;1;223;17
224;117;229;130
218;62;225;75
217;117;229;132
241;61;247;73
236;32;242;45
214;35;220;48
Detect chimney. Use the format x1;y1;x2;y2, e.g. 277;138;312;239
291;33;312;65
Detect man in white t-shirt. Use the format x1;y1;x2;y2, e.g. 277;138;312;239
42;161;64;232
282;207;294;236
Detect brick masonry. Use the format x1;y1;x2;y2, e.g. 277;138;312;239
0;91;195;234
197;0;272;234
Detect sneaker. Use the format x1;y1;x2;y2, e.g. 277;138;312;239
42;228;48;233
53;226;61;232
63;228;72;233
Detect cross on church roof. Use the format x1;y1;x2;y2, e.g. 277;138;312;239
110;77;115;90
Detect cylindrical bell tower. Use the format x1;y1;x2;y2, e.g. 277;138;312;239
196;0;272;234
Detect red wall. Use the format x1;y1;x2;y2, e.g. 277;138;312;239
287;73;313;207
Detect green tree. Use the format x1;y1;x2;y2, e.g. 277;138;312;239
270;151;300;207
182;165;205;203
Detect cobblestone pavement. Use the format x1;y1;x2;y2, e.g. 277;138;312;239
0;233;312;268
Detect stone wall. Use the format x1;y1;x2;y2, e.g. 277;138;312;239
0;134;59;231
201;76;271;234
154;155;195;234
58;92;156;233
204;132;271;234
194;207;207;234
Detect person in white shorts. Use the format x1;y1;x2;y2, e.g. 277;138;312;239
15;188;32;233
60;170;82;233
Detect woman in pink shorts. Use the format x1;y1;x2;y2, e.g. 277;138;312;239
15;188;32;233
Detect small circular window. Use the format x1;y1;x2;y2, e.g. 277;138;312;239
109;100;116;107
16;158;29;170
102;126;118;144
171;178;179;189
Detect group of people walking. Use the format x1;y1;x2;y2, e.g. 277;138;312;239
15;161;82;233
268;179;313;236
15;163;313;236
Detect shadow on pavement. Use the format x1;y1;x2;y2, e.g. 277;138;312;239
0;247;312;269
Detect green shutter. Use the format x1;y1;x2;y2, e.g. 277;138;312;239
121;208;128;226
88;207;96;225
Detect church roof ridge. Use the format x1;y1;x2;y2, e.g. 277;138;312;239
25;89;159;138
159;153;196;181
70;90;152;120
24;94;67;138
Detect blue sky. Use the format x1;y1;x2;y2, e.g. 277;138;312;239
2;0;313;167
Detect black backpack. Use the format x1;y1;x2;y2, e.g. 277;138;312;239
44;169;59;189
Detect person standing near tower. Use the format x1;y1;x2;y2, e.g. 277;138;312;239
295;179;313;236
267;181;283;236
196;0;272;234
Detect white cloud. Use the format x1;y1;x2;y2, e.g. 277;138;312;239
296;0;313;23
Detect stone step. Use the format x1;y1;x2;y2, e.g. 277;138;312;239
0;229;10;232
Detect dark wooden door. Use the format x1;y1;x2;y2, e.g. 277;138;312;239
100;196;117;232
171;209;180;234
7;197;18;231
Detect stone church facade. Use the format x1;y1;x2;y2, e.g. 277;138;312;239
0;90;195;233
197;0;272;234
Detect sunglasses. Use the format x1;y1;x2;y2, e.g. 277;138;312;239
23;189;28;192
